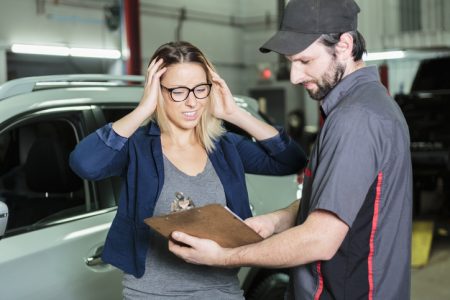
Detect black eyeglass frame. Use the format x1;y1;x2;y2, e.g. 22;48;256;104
160;83;213;102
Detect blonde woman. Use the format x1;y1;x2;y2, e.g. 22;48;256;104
70;41;306;299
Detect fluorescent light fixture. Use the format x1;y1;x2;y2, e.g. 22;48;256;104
363;51;405;61
11;43;121;59
70;48;121;59
36;81;117;86
11;44;69;56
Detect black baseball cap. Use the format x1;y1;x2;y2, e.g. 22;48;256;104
260;0;360;55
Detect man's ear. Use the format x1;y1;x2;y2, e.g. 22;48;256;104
335;32;354;61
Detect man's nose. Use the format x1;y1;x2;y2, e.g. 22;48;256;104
290;63;306;85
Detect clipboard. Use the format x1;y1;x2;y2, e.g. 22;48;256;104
144;204;263;248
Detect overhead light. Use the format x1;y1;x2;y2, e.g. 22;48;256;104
363;51;405;61
11;43;121;59
11;44;69;56
70;48;121;59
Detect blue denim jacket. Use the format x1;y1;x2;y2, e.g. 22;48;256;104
70;122;306;277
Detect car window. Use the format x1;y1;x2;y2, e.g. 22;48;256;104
103;107;135;124
101;107;136;200
0;112;103;236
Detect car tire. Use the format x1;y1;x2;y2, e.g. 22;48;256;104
246;272;289;300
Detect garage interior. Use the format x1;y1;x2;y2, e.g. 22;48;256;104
0;0;450;299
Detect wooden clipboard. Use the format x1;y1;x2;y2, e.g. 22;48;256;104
144;204;263;248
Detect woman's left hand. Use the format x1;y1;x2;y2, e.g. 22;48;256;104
209;68;239;121
208;67;278;140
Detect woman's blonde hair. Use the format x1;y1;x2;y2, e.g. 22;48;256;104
147;41;225;153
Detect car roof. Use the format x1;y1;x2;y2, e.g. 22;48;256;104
0;86;144;123
0;75;145;122
0;74;145;100
0;74;262;124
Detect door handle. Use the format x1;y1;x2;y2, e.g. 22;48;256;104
85;245;104;266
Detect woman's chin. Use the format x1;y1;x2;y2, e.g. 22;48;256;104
175;120;200;130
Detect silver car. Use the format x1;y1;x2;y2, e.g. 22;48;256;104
0;75;300;300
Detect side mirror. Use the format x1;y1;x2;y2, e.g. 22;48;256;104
0;201;8;238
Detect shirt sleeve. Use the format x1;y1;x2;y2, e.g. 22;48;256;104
309;108;386;227
227;127;307;176
69;123;129;180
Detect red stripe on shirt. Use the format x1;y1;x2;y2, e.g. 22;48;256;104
305;168;312;177
368;172;383;300
314;262;324;300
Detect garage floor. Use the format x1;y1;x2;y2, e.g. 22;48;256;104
412;236;450;300
411;188;450;300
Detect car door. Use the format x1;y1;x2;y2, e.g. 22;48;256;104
0;107;122;300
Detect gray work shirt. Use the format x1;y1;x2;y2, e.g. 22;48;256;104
290;66;412;300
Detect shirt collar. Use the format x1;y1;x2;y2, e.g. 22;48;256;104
321;66;380;117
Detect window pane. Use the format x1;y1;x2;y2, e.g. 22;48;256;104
0;119;85;235
103;107;135;124
101;107;135;204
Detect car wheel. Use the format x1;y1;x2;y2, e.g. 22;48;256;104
246;273;289;300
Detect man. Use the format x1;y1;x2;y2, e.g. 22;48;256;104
169;0;413;299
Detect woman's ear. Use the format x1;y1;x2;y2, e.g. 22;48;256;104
336;32;354;61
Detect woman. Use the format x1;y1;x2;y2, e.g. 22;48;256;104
70;41;306;299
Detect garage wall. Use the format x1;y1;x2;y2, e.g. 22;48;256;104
0;0;121;80
0;0;247;93
139;0;244;94
0;0;118;49
0;0;449;96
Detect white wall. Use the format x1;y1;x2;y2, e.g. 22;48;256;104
0;0;118;49
139;0;244;94
0;0;246;92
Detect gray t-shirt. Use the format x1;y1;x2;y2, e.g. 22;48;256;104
123;155;244;300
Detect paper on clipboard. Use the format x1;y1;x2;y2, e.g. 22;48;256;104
144;204;263;248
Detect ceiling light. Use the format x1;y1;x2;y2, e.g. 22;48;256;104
363;51;405;61
70;48;121;59
11;44;69;56
11;44;121;59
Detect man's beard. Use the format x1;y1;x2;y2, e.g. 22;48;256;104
307;59;345;100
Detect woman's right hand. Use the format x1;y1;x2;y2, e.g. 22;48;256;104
111;58;166;138
138;58;167;116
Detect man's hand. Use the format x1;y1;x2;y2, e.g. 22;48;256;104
244;215;276;238
244;201;300;238
168;231;232;267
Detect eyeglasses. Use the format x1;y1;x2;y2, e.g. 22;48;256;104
160;83;212;102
